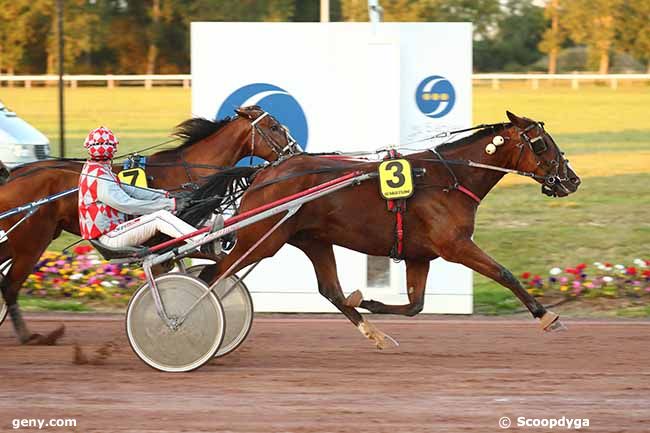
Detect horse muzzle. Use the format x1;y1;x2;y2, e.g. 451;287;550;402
542;175;580;197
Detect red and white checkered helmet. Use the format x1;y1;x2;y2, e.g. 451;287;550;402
84;126;118;160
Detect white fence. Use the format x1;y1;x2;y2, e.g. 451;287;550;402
1;73;650;90
473;73;650;90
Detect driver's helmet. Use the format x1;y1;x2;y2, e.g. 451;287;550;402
84;126;118;161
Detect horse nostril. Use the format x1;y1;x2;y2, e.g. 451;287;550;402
570;177;581;185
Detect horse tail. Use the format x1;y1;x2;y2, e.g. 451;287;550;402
178;166;258;226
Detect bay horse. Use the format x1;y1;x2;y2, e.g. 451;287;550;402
197;111;581;348
0;106;297;344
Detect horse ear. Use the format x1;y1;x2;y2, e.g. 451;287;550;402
235;107;254;120
506;110;529;129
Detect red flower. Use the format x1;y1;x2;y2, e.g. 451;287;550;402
626;267;637;276
576;263;587;270
565;268;578;275
643;270;650;278
533;275;541;281
521;272;531;279
73;245;93;255
604;262;613;267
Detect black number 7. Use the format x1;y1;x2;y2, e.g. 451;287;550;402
121;169;140;186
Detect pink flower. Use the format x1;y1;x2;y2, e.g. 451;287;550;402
572;281;581;289
560;277;569;283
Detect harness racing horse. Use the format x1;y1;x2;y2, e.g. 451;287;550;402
198;112;581;348
0;106;297;344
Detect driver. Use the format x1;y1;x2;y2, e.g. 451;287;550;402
78;126;216;250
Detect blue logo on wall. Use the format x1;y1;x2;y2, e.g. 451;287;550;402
216;83;309;153
415;75;456;118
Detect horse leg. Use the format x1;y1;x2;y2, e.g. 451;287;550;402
444;239;562;331
3;244;65;344
358;259;431;316
294;240;398;349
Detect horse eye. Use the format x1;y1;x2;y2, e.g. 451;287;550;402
271;125;278;131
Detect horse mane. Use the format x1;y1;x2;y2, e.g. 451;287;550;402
178;165;258;226
435;122;512;151
171;117;233;150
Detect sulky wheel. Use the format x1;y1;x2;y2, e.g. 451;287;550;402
126;273;225;372
186;265;254;358
0;259;12;327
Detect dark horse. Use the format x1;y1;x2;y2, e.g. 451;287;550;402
0;106;296;344
198;112;581;348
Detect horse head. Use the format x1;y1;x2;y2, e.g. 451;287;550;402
234;105;302;162
0;161;9;185
504;111;580;197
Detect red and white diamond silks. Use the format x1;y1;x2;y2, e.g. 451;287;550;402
78;162;127;239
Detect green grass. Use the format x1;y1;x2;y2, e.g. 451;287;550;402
1;85;649;314
19;298;91;312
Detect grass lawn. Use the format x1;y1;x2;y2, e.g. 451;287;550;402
1;85;648;314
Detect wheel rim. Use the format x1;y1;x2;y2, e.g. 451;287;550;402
187;266;254;357
212;276;254;357
126;274;225;372
0;259;12;327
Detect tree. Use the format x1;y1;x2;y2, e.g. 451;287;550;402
539;0;564;74
616;0;650;73
563;0;622;74
0;1;31;74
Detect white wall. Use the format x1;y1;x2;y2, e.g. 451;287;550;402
192;22;473;313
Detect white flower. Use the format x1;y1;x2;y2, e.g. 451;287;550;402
549;267;562;275
69;273;83;280
633;258;646;267
597;264;606;270
91;259;102;265
101;281;113;288
602;276;614;283
615;264;625;270
593;262;602;267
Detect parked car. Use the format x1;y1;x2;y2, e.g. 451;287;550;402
0;101;50;166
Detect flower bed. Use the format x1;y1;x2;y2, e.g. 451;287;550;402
23;246;145;305
522;259;650;299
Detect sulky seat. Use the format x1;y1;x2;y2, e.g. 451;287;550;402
89;239;146;260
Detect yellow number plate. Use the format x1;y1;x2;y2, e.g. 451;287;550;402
118;168;148;189
378;159;414;199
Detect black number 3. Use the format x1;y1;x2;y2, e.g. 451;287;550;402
386;161;405;188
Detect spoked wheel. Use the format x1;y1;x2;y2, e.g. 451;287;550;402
0;259;12;327
126;273;225;372
187;265;254;358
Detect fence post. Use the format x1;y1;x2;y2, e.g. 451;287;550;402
571;72;579;90
25;80;31;89
182;78;190;89
610;78;618;90
71;79;77;89
145;78;153;89
531;78;539;90
491;78;499;90
107;75;115;89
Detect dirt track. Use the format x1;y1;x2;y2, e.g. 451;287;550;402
1;314;648;432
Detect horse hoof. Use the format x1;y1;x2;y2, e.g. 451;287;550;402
540;311;566;332
545;319;567;332
358;319;399;350
26;325;65;345
344;290;363;307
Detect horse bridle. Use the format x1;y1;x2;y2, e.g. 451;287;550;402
513;122;570;195
250;111;302;159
